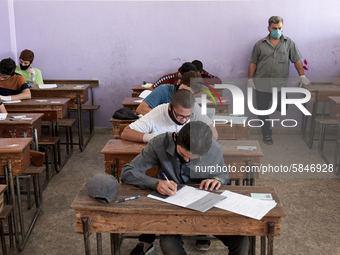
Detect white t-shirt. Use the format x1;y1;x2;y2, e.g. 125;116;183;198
129;103;212;134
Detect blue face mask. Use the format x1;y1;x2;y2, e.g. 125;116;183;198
270;30;282;39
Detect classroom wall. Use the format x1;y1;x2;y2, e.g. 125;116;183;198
2;0;340;128
0;0;13;59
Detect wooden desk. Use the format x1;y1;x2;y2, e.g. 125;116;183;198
109;118;136;139
0;138;42;251
71;183;285;255
0;113;43;150
329;96;340;120
131;85;152;97
122;96;230;113
5;98;69;121
31;85;91;151
301;84;340;148
101;139;262;185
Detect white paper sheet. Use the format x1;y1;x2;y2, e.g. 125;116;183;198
38;84;57;89
134;99;144;103
147;185;225;212
0;113;8;120
214;190;277;220
138;90;152;99
195;97;213;104
3;100;21;104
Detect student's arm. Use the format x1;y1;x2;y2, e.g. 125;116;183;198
136;101;152;115
209;124;218;140
120;126;145;143
0;103;6;113
10;88;31;100
121;140;161;190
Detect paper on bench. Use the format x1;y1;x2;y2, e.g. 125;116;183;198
214;190;277;220
148;185;226;212
38;84;57;89
195;97;213;104
134;99;144;103
139;90;152;99
3;100;21;104
0;113;7;120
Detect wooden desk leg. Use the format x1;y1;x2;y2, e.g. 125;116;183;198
267;222;274;255
0;220;7;255
301;94;319;148
96;233;103;255
77;95;84;151
249;236;256;255
110;233;120;255
81;217;91;255
110;159;119;180
334;122;340;175
261;236;266;255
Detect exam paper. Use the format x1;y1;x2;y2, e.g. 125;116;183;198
214;190;277;220
195;97;213;104
134;99;144;103
0;113;8;120
138;90;152;99
39;84;57;89
148;185;225;212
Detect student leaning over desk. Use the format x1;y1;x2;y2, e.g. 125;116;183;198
0;58;31;101
121;89;219;142
121;121;249;255
15;49;44;86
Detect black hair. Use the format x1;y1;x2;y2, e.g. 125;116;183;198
0;58;16;76
192;60;203;73
170;89;195;109
179;70;202;93
178;62;197;75
176;121;213;155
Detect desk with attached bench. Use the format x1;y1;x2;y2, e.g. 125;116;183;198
71;183;285;255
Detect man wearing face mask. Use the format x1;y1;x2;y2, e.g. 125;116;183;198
121;121;249;255
15;49;44;87
121;89;218;143
247;16;310;145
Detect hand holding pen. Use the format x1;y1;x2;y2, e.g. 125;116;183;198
156;172;177;196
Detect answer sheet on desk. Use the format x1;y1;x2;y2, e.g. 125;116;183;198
214;190;277;220
138;90;152;99
147;185;225;212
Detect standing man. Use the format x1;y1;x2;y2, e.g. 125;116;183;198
248;16;310;145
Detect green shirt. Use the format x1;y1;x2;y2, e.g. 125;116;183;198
249;34;302;92
15;66;44;85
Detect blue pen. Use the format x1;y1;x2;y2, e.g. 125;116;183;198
56;84;65;88
115;195;140;203
154;125;159;132
162;172;170;183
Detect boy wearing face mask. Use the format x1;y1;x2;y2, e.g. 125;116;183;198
15;49;44;86
247;16;310;145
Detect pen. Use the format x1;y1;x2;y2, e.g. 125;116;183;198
154;125;159;132
115;195;140;203
56;84;65;88
162;172;170;183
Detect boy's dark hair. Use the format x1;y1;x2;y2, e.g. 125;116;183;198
180;70;202;93
192;60;203;73
0;58;16;76
20;49;35;63
178;62;197;75
176;121;213;155
170;89;195;109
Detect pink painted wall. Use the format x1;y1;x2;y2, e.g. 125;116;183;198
1;0;340;127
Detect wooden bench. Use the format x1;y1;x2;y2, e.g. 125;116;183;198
44;79;100;150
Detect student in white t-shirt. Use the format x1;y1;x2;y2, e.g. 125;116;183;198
121;89;218;143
